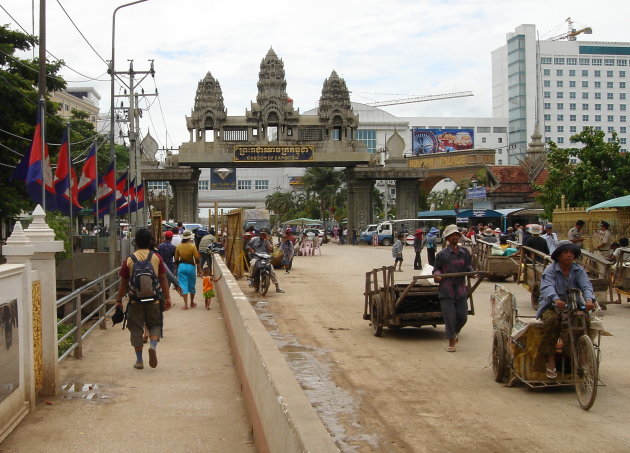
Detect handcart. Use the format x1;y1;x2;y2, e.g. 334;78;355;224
490;285;608;410
363;266;484;336
473;239;519;281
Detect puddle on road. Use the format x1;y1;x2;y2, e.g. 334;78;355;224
60;382;110;402
252;300;378;452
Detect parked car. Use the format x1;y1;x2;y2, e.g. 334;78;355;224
183;223;203;231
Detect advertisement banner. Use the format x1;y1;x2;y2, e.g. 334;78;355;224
234;145;314;162
411;129;474;155
210;168;236;190
466;187;487;199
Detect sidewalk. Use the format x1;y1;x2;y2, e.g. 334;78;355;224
1;281;256;453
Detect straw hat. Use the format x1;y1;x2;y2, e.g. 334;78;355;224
530;224;543;235
182;230;193;239
442;224;461;239
483;228;494;236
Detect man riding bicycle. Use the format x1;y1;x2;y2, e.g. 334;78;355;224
537;240;595;379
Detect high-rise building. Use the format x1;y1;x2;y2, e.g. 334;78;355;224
492;24;630;164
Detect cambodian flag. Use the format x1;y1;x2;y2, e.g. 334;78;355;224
136;182;144;210
53;130;82;216
116;172;130;215
127;178;137;213
25;117;56;209
96;161;115;208
77;143;97;203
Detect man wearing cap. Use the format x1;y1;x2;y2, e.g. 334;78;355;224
537;240;595;379
413;229;425;270
432;225;474;352
542;223;559;255
568;220;585;249
157;230;176;275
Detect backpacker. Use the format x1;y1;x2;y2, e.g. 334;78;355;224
129;251;160;303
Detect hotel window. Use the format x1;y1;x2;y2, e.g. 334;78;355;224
579;59;590;66
570;103;576;110
621;127;627;133
498;137;503;143
582;81;589;88
557;92;564;99
557;103;564;110
237;180;252;190
607;70;614;77
544;80;550;87
582;104;589;110
544;114;551;121
622;138;628;144
604;59;614;66
595;93;602;100
545;137;552;143
544;103;551;110
544;125;551;132
582;92;589;99
621;82;627;89
569;70;576;76
567;58;577;65
581;70;589;77
621;71;626;77
622;104;627;111
569;81;576;88
543;69;551;76
595;104;601;110
557;114;564;121
541;57;552;64
622;116;627;122
557;126;564;132
557;137;564;143
556;80;563;87
570;114;576;121
595;81;601;88
593;59;602;66
608;93;614;100
583;115;589;121
570;126;577;132
481;137;486;143
595;115;602;122
594;70;601;77
608;103;614;110
618;60;628;66
554;58;565;65
608;115;614;122
356;129;377;153
198;180;209;191
255;180;269;190
544;91;551;98
607;82;614;89
608;127;615;133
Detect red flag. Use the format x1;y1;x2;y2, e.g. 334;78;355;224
26;117;56;209
77;144;97;203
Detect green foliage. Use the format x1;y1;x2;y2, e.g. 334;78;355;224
536;128;630;218
57;321;74;358
301;167;346;224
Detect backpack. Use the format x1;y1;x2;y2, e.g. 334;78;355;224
128;251;160;303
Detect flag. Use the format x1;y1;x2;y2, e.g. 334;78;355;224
53;130;82;216
136;182;144;210
95;161;116;216
10;146;31;182
127;178;137;213
77;143;97;203
116;172;130;215
25;117;56;209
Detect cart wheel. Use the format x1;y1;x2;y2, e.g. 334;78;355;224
575;335;598;410
492;330;508;383
530;287;540;310
370;294;384;337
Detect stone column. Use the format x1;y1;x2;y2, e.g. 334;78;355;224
3;222;35;407
171;169;201;223
396;179;420;221
23;206;64;396
346;176;373;235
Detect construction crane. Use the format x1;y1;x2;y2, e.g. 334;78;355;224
363;91;473;107
549;17;592;41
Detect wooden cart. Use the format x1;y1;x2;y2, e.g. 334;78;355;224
472;239;519;281
362;266;484;336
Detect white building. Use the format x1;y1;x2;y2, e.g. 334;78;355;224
492;24;630;164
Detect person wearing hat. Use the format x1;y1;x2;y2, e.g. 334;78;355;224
523;224;549;262
432;225;474;352
175;229;201;309
247;230;285;292
537;240;595;379
541;223;559;255
413;229;425;270
481;227;498;244
425;227;440;266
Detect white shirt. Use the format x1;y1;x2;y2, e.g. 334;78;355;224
171;234;182;247
542;232;558;254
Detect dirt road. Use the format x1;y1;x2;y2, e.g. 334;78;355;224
240;242;630;453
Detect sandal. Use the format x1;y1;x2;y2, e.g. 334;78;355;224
182;306;189;310
546;367;558;379
191;302;197;308
447;346;456;352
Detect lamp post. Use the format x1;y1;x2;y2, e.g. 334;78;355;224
108;0;148;269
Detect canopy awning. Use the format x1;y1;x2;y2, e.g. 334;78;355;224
586;194;630;212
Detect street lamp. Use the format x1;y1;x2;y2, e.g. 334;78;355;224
108;0;148;269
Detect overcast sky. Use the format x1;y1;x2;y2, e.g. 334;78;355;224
2;0;629;151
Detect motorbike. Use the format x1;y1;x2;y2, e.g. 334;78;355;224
251;251;272;295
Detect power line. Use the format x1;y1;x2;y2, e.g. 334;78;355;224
152;78;172;148
0;141;24;157
55;0;109;66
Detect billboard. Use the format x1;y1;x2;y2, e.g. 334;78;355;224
210;168;236;190
411;129;474;155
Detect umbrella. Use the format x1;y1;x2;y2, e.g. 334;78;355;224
280;218;322;226
586;194;630;212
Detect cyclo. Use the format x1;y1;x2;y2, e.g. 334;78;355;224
490;285;607;410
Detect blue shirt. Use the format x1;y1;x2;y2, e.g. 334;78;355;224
537;262;594;318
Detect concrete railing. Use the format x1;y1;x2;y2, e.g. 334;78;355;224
213;256;339;453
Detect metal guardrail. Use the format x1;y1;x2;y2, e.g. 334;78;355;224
56;267;121;362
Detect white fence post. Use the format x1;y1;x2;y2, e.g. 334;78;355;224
23;206;63;396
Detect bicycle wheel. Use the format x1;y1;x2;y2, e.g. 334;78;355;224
575;335;598;410
260;273;270;296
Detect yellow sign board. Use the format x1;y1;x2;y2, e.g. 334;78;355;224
407;153;468;169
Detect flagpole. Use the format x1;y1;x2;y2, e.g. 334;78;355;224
40;97;46;210
127;176;131;234
67;123;75;291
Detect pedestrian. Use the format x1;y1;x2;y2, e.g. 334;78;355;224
175;230;201;309
114;228;171;369
568;219;585;248
413;229;425;270
352;227;358;246
542;223;559;255
595;221;612;259
157;230;176;275
392;233;405;271
514;223;524;244
171;227;182;247
177;221;184;235
198;228;216;272
426;227;439;266
432;225;474;352
523;224;549;262
280;229;296;273
202;266;222;310
481;227;498;244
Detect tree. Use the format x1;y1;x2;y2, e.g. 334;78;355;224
536;128;630;217
301;167;345;224
265;191;297;222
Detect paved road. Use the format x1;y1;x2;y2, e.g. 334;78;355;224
242;241;630;453
1;285;255;453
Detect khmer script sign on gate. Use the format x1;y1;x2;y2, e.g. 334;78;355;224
234;145;314;162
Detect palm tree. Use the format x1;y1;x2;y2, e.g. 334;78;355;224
301;167;345;226
265;191;296;222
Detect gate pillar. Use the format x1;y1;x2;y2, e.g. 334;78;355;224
170;169;201;223
395;179;420;222
346;177;373;236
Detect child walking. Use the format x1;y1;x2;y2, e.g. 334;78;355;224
392;233;405;272
202;267;222;310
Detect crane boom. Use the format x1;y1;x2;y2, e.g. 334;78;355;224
365;91;474;107
549;17;592;41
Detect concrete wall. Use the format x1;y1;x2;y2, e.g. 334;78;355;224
213;256;339;453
